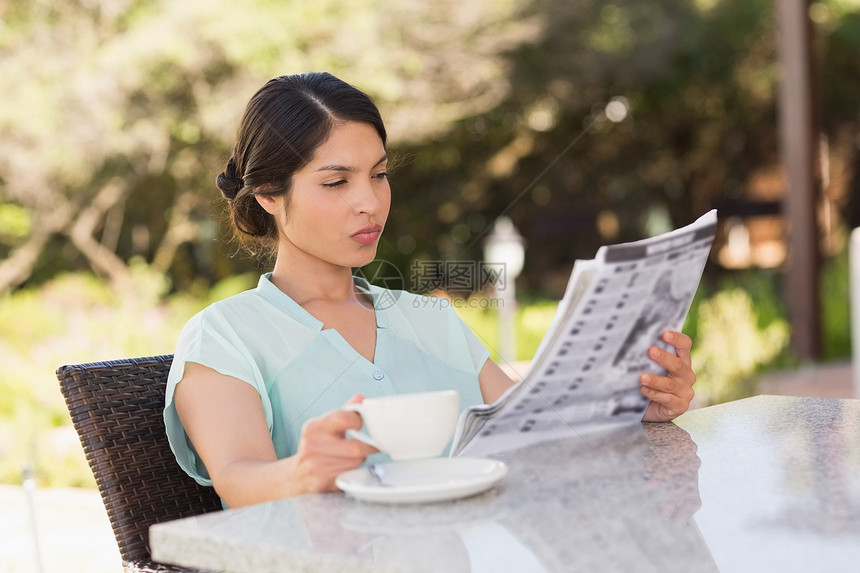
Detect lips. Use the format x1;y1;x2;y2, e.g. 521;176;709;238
351;224;382;245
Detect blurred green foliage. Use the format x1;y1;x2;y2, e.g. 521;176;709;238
0;266;256;486
455;297;560;364
820;248;852;360
688;280;791;404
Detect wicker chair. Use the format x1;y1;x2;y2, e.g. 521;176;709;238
57;355;223;573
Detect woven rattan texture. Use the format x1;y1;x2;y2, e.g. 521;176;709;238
57;355;222;573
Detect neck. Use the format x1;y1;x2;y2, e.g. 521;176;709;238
269;247;361;307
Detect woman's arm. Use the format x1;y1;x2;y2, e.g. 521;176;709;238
174;362;377;507
477;358;516;404
640;330;696;422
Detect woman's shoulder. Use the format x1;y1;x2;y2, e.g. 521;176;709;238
180;279;272;334
197;286;264;316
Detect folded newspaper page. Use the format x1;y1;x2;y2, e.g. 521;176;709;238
451;209;717;457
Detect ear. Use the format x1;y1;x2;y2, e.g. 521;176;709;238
254;190;282;216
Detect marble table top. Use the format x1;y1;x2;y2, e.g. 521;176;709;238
150;395;860;572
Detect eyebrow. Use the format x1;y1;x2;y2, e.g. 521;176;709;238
314;154;388;173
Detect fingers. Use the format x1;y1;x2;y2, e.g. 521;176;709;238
641;332;697;422
648;333;696;385
640;374;693;405
309;393;370;435
662;330;692;361
299;427;376;465
303;409;376;452
304;409;360;437
295;405;379;490
641;393;690;422
641;374;693;408
291;395;387;494
294;440;375;493
640;372;680;396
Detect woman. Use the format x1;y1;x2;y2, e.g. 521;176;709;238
165;72;696;508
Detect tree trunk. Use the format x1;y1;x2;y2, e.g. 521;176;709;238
0;202;74;292
66;179;134;290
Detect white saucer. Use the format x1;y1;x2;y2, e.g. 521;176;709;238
336;457;507;504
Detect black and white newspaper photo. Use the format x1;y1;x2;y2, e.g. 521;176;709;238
452;210;717;457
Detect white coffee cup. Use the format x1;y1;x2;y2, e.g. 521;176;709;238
344;390;460;460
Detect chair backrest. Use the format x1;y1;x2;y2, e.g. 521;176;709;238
57;355;223;569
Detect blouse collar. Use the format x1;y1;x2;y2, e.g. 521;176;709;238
256;273;389;330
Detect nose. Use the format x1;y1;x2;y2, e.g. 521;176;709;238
352;179;383;216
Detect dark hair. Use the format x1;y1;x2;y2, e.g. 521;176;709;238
216;72;387;251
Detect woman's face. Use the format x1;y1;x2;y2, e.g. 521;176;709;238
257;121;391;270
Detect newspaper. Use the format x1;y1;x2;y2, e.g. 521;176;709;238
450;209;717;457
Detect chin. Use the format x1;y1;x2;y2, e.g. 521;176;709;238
350;252;379;269
354;258;377;269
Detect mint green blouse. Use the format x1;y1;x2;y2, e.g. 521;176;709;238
164;274;490;486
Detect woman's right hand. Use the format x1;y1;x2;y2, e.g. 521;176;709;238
291;394;379;493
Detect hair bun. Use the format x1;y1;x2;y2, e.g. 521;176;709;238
216;156;244;200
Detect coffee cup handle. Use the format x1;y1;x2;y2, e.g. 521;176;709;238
342;403;381;450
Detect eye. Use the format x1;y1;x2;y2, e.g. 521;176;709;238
322;179;347;188
372;172;389;181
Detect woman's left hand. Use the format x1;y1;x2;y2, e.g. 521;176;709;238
640;330;696;422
